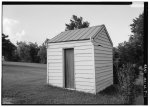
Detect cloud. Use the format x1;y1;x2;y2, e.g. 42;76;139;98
15;30;26;42
16;30;25;37
3;17;26;44
3;17;19;35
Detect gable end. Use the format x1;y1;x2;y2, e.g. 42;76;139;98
91;25;113;46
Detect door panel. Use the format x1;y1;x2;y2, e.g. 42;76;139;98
64;48;74;88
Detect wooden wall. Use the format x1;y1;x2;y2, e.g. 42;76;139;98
93;27;113;93
47;40;96;93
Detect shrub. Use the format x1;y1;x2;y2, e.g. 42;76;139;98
117;63;137;104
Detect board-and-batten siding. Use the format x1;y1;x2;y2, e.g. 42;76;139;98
47;40;95;93
93;28;113;93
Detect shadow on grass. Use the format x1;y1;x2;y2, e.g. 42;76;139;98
98;84;119;96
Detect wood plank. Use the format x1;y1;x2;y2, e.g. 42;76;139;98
48;40;91;48
93;43;112;49
75;61;93;66
94;38;111;46
94;46;112;52
95;62;112;68
75;65;93;70
96;71;113;81
75;78;94;83
48;52;62;56
75;45;92;50
95;53;112;58
96;34;110;43
48;63;62;67
94;49;112;55
48;66;62;70
96;67;112;73
48;72;62;76
75;69;93;74
76;84;94;90
96;76;113;86
47;59;62;63
75;53;93;56
95;65;112;69
74;48;92;54
47;55;62;60
75;56;93;61
75;76;93;79
75;73;94;78
99;32;109;40
95;57;112;61
76;81;95;87
96;73;113;82
48;69;62;73
96;78;113;89
95;57;112;62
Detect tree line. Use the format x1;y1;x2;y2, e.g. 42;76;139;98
2;15;89;64
113;12;144;76
2;34;47;64
2;14;144;67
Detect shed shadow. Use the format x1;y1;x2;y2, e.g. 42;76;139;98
98;85;119;96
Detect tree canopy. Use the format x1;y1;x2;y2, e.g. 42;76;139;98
2;33;16;61
65;15;90;31
114;12;144;66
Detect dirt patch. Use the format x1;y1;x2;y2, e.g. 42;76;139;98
2;98;13;104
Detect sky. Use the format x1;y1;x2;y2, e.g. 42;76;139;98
3;2;144;47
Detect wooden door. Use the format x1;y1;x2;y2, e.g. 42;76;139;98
64;48;74;88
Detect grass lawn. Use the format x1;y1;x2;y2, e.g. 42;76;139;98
2;61;143;104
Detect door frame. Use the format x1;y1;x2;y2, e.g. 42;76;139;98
62;47;75;89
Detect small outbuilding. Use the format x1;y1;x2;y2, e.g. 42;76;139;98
47;24;113;94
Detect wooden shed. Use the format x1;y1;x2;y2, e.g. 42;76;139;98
47;24;113;94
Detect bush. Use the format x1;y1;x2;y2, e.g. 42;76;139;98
117;63;137;104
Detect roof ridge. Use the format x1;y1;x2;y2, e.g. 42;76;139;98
61;24;104;33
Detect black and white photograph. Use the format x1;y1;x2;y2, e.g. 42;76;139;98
1;1;148;105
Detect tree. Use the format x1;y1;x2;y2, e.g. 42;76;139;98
2;33;16;61
117;63;137;104
129;12;144;66
114;12;144;66
65;15;90;31
29;42;40;63
113;12;144;84
38;43;47;64
16;41;31;62
16;42;40;63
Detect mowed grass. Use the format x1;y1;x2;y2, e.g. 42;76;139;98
2;61;143;104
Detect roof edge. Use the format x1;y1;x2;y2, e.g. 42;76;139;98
48;38;90;44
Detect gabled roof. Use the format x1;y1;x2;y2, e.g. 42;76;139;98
48;24;113;46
